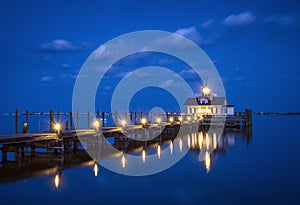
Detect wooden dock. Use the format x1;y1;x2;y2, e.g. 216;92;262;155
0;109;252;162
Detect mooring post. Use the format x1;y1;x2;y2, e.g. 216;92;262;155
150;112;153;123
87;112;90;128
69;111;73;130
114;111;118;126
23;110;29;133
15;108;19;134
65;120;69;130
249;109;252;126
76;110;80;129
2;145;7;162
50;109;55;131
134;112;137;125
129;111;133;125
102;112;105;127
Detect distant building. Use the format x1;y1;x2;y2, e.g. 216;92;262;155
184;84;235;115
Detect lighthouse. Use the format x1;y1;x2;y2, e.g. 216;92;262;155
184;84;235;116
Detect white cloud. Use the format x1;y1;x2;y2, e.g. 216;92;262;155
202;20;214;28
40;39;92;52
41;39;78;51
61;63;71;68
159;79;174;88
223;12;255;26
174;27;209;45
265;14;295;25
41;76;53;82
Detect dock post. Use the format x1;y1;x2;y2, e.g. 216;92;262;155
31;145;36;157
15;108;19;134
114;111;118;126
129;111;133;125
25;110;29;124
65;121;69;131
134;112;137;125
2;146;7;162
50;109;55;131
76;110;80;129
88;112;91;128
23;110;29;133
70;111;73;130
102;112;105;127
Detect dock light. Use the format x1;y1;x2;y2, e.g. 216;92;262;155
93;120;100;129
202;85;211;95
178;116;183;122
121;119;127;127
187;116;191;122
169;117;174;123
141;118;147;125
54;123;61;133
156;117;162;124
193;116;198;121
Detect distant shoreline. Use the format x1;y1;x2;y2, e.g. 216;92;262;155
253;112;300;116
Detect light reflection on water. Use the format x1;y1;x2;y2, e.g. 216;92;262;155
1;117;300;205
0;130;251;189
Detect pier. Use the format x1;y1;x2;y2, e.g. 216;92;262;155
0;108;252;163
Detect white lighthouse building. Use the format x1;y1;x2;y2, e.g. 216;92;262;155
184;84;235;116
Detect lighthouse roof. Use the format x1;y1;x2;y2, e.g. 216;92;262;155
184;97;227;106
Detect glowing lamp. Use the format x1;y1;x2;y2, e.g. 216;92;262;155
141;118;147;125
93;120;100;128
54;123;61;132
121;119;127;127
178;116;182;122
202;85;211;95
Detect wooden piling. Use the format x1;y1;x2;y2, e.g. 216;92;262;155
129;111;133;124
65;121;69;131
102;112;105;127
15;108;19;134
50;109;54;131
87;112;90;128
114;111;118;126
76;110;80;129
70;111;73;130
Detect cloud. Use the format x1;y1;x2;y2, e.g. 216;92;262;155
223;12;255;26
39;39;92;52
61;63;71;68
202;20;214;28
264;14;296;26
174;27;211;45
159;79;174;88
41;76;53;82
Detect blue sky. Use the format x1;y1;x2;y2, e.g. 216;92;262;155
1;0;300;113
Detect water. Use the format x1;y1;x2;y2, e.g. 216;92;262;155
0;116;300;205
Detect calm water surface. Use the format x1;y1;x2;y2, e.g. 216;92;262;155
0;116;299;205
